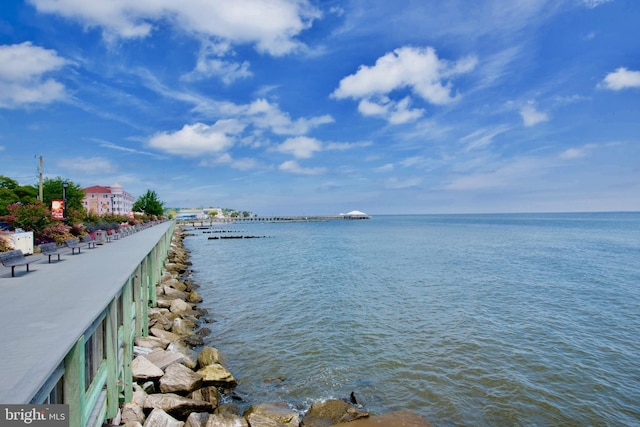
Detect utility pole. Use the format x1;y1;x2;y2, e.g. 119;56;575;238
38;155;43;202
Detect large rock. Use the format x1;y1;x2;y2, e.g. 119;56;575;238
159;363;203;394
243;402;299;427
135;335;170;350
150;327;183;343
144;393;212;419
170;299;192;314
164;278;188;292
132;356;164;381
167;342;198;370
197;347;224;369
329;411;433;427
301;399;368;427
204;413;248;427
163;286;189;301
145;348;185;370
184;412;209;427
172;318;196;336
189;386;220;408
187;290;203;303
121;402;145;425
196;363;237;387
143;408;184;427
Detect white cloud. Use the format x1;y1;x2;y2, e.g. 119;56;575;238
384;176;422;189
560;144;597;159
182;58;252;85
198;153;261;170
148;119;245;156
460;124;511;151
279;160;326;175
332;46;477;103
29;0;320;56
57;156;115;174
519;102;549;127
0;42;67;108
583;0;613;8
276;136;322;158
244;99;334;135
358;96;425;124
600;67;640;91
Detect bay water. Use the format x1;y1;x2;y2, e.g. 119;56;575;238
184;213;640;426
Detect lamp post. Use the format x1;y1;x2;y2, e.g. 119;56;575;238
62;181;69;223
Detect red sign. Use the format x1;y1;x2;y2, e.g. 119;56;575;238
51;199;64;220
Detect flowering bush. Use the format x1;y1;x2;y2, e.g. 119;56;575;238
36;222;73;244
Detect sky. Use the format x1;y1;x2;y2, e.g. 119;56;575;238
0;0;639;215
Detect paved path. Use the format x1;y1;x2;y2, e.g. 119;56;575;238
0;222;173;404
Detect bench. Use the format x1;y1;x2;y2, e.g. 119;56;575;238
82;235;96;249
0;250;34;277
38;242;61;263
65;238;83;255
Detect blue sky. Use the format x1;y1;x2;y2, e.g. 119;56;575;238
0;0;638;215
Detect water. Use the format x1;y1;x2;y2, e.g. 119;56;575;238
183;213;640;426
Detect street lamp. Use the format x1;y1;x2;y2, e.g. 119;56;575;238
62;181;69;223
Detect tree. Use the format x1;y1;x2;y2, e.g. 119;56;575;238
132;189;164;216
39;177;85;211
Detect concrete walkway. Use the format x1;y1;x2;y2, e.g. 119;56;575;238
0;221;173;404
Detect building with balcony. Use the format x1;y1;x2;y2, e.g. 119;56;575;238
83;182;135;216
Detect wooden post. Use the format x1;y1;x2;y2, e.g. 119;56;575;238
106;299;118;418
122;278;133;403
64;337;85;427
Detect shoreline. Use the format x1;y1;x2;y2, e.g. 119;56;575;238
111;225;432;426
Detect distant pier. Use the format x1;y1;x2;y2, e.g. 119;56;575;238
177;213;371;226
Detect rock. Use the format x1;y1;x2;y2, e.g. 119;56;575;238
164;286;189;301
150;327;183;343
121;402;145;425
159;363;203;394
135;335;170;350
196;327;212;337
187;290;203;303
189;386;220;408
157;298;176;309
184;412;210;427
172;318;196;336
196;363;237;387
132;383;148;406
329;411;433;427
243;402;299;427
144;393;212;420
204;413;248;427
149;312;174;331
170;299;192;314
179;335;205;348
166;342;198;370
301;399;368;427
164;262;188;275
143;408;184;427
145;349;185;370
164;278;188;292
132;356;164;381
197;347;224;368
